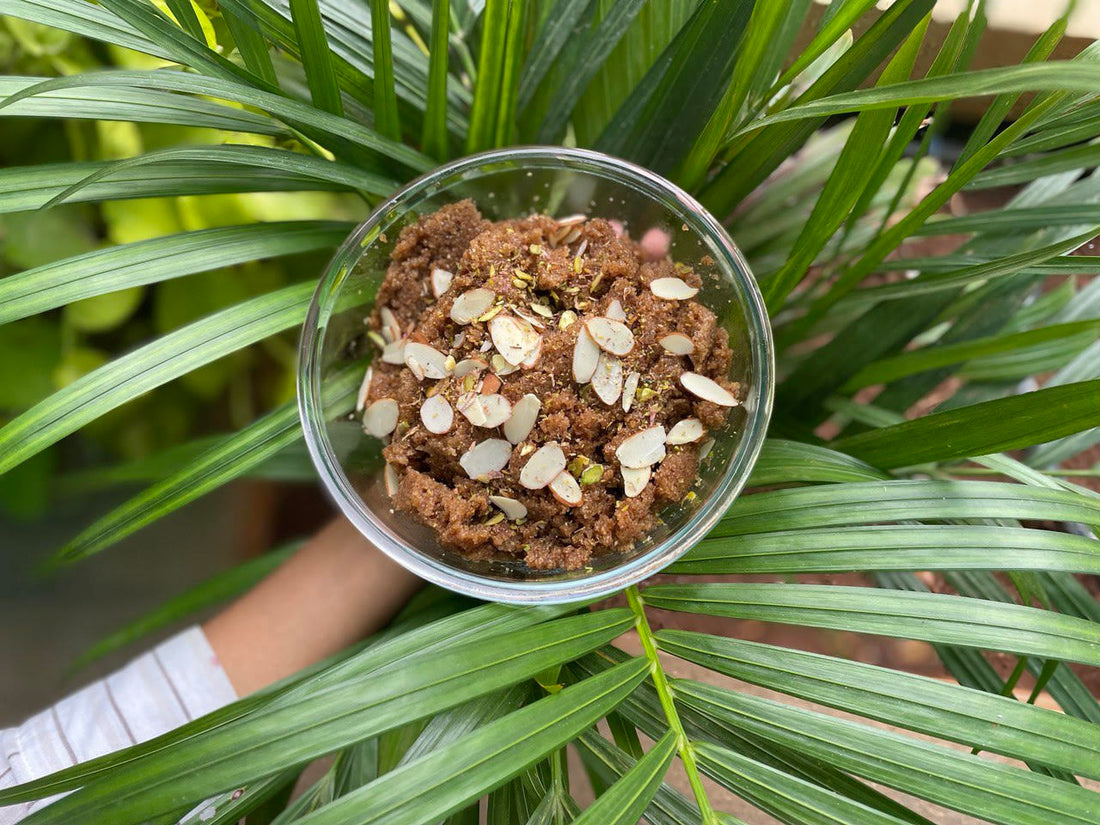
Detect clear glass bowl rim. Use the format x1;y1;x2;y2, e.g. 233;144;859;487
298;146;775;604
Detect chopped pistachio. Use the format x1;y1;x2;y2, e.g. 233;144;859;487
572;257;583;274
484;512;505;526
589;273;603;293
529;244;543;255
443;355;456;371
477;304;505;322
558;310;578;330
463;373;477;392
567;455;591;477
682;491;697;504
367;331;387;348
636;387;658;403
519;443;535;456
514;269;532;281
530;303;553;318
512;277;529;289
580;464;604;485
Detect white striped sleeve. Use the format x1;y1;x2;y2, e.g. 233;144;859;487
0;626;237;824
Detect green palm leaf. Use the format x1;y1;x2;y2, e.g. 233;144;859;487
0;160;345;213
659;629;1100;776
0;75;282;132
569;730;676;825
292;661;649;825
17;611;633;824
0;221;351;325
0;282;315;475
696;742;912;825
678;680;1100;825
53;362;362;565
644;582;1100;667
672;524;1100;576
3;3;1100;822
831;379;1100;468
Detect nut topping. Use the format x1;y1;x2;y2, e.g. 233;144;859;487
450;288;496;324
649;277;699;300
584;317;634;356
459;439;513;480
519;442;567;490
616;426;667;469
363;398;399;438
680;372;739;406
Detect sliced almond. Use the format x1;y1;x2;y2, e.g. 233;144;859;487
616;426;667;469
660;333;694;356
680;372;739;407
452;331;466;349
572;326;600;383
381;340;406;365
557;213;586;228
699;437;716;461
513;306;546;329
363;398;400;438
650;277;699;300
521;336;543;368
479;394;513;428
621;465;650;498
622;371;640;413
456;392;489;427
504;393;541;444
419;394;454;434
584;317;634;356
667;417;704;445
489;495;528;521
519;442;567;490
380;307;401;342
431;267;453;298
459;439;513;481
491;354;519;375
490;315;542;366
384;463;400;497
454;357;487;378
450;288;496;324
405;356;425;382
606;299;627;321
405;342;450;380
479;339;493;353
355;366;373;413
549;470;582;506
591;352;623;406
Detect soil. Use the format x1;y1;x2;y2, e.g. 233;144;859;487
359;200;739;570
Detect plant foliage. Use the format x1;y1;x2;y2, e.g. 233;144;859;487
2;0;1100;822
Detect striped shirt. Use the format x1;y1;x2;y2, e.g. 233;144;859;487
0;626;237;823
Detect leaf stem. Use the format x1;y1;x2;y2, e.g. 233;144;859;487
625;586;718;825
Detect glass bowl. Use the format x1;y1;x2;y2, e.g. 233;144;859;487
298;147;773;604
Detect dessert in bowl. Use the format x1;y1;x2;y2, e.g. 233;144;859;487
298;147;772;603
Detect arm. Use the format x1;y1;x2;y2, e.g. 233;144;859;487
203;518;423;696
0;519;422;823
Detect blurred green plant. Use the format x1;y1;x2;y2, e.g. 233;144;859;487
0;11;357;516
2;0;1100;823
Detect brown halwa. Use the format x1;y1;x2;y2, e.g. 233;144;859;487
357;201;740;571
